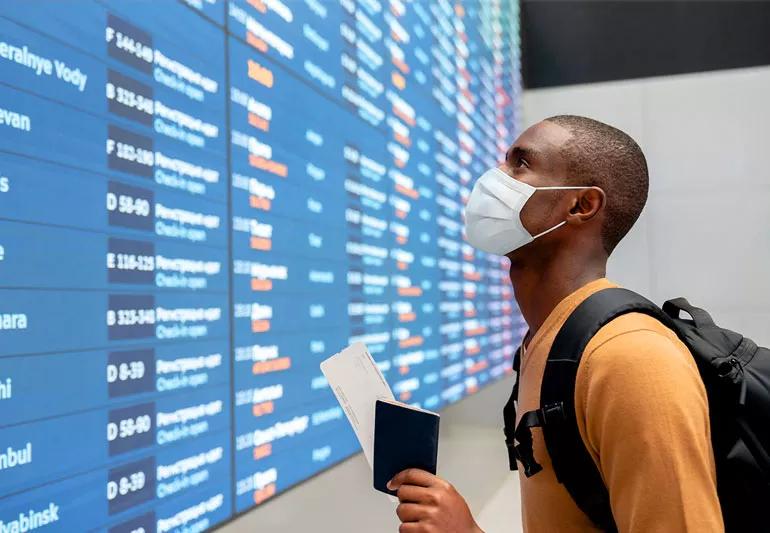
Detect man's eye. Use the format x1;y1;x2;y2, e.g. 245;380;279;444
515;157;529;168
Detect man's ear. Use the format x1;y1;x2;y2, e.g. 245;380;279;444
566;187;605;225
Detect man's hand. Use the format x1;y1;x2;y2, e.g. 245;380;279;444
388;468;483;533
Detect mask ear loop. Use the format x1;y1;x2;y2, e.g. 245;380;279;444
531;220;567;240
533;186;595;190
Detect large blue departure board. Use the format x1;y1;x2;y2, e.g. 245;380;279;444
0;0;523;530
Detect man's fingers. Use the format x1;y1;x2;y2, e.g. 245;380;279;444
396;484;434;504
395;503;430;522
398;523;426;533
388;468;438;490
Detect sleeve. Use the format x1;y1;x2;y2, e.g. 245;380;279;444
575;328;724;533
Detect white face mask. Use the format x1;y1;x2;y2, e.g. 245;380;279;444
464;167;593;256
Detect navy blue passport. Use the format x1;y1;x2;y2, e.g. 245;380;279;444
373;399;440;495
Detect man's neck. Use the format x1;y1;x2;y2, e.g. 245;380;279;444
509;249;607;339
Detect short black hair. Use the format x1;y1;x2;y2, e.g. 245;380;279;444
545;115;649;254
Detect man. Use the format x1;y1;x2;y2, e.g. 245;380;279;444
388;116;724;532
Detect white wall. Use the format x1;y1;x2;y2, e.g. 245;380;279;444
523;66;770;346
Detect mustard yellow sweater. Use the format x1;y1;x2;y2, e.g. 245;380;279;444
516;278;723;532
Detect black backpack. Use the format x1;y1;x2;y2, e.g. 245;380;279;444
503;288;770;532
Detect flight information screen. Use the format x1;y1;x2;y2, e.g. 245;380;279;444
0;0;523;530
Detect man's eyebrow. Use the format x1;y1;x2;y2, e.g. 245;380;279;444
506;146;540;162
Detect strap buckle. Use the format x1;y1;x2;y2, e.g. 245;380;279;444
538;402;567;425
505;402;567;477
505;437;543;477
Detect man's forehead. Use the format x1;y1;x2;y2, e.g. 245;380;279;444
508;120;573;161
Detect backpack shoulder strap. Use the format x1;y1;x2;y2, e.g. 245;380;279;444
517;288;676;531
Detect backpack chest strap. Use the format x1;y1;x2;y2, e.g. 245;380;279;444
509;402;567;477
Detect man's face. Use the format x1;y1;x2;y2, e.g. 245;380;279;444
497;121;575;259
